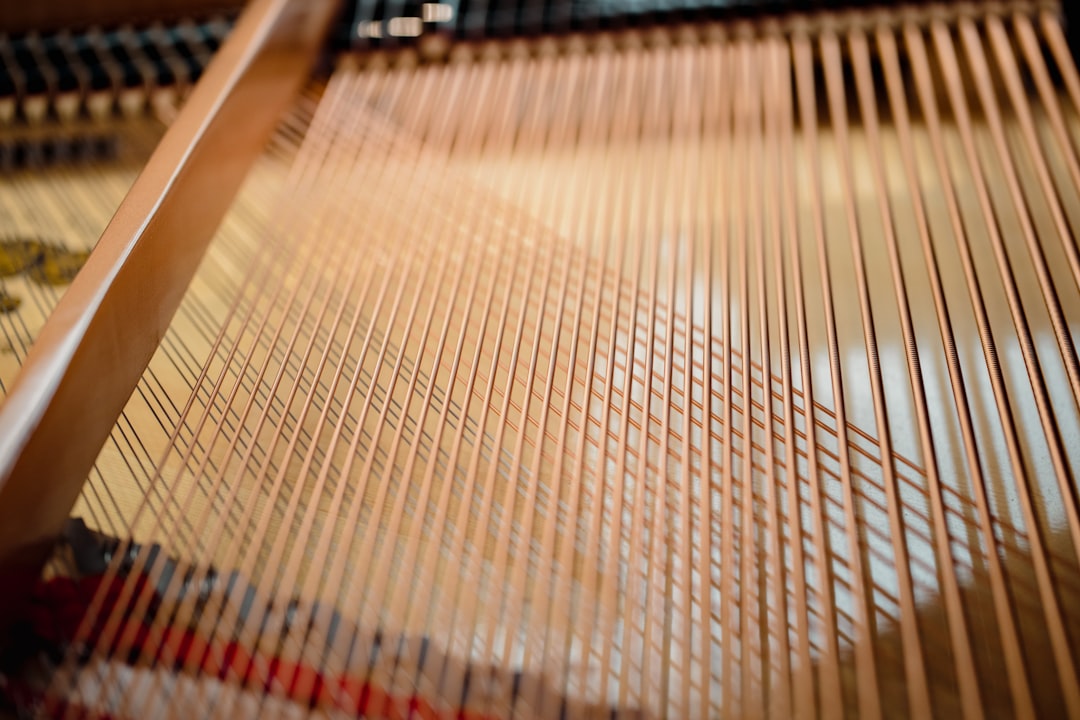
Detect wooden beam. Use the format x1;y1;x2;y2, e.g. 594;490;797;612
0;0;337;639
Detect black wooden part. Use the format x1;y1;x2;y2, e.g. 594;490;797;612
187;55;208;83
105;38;145;89
42;36;81;93
342;0;986;50
201;21;226;51
87;63;112;92
0;67;15;98
133;36;177;88
119;60;144;89
62;518;109;576
71;35;115;92
11;39;47;95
